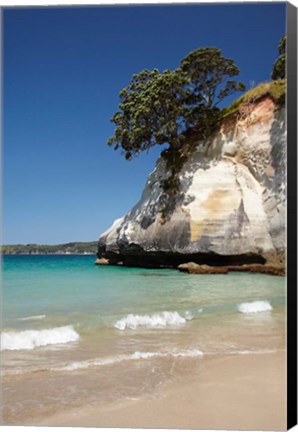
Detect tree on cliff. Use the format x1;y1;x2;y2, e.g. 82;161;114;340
108;47;245;159
108;68;189;160
271;36;286;80
180;47;246;131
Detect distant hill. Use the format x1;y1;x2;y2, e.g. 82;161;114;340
2;242;98;255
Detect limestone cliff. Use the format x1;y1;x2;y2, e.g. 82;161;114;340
97;94;286;270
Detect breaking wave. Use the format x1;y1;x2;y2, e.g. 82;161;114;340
237;300;272;314
18;315;46;321
233;349;277;355
52;348;204;372
1;326;80;351
114;311;190;330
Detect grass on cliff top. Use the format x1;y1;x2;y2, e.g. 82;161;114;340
219;79;286;121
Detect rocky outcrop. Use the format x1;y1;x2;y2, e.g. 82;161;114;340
97;96;286;271
177;262;285;276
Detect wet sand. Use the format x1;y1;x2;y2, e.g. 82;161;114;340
37;350;286;430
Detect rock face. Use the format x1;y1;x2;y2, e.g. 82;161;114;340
98;96;286;269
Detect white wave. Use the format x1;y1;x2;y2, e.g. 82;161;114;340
237;300;272;314
1;326;80;351
171;349;204;358
18;315;46;321
234;349;277;355
114;311;188;330
53;348;204;372
204;348;278;357
184;311;193;320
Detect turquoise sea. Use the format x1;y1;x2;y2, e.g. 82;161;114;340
2;255;286;425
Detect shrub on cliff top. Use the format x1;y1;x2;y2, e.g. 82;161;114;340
271;36;286;81
219;79;286;121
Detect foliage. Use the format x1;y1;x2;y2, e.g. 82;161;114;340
108;47;246;160
108;69;188;160
180;47;246;131
271;36;286;80
160;147;188;192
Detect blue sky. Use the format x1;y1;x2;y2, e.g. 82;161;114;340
3;3;286;244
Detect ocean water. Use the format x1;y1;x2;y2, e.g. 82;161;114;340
1;255;286;425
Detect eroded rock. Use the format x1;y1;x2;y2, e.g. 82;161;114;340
97;97;286;272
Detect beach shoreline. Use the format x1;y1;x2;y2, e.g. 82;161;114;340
3;257;286;429
95;259;286;276
33;350;286;430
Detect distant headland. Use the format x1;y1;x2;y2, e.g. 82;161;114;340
2;242;97;255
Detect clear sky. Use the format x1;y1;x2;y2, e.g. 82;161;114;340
3;2;286;244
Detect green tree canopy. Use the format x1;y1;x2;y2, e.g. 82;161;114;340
181;48;245;108
180;47;246;134
271;36;286;80
108;47;245;160
108;68;188;159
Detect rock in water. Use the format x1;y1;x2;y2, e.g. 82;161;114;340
97;96;285;270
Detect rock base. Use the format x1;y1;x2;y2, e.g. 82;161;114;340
95;254;285;276
178;262;285;276
95;257;110;265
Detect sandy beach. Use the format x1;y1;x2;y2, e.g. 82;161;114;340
3;260;286;429
36;350;286;430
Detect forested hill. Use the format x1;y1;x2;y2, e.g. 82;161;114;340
2;242;97;255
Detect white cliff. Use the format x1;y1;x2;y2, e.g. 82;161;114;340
98;95;286;269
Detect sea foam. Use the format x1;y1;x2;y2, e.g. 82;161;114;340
237;300;272;314
233;349;277;355
1;325;80;351
53;348;204;372
114;311;188;330
18;315;46;321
